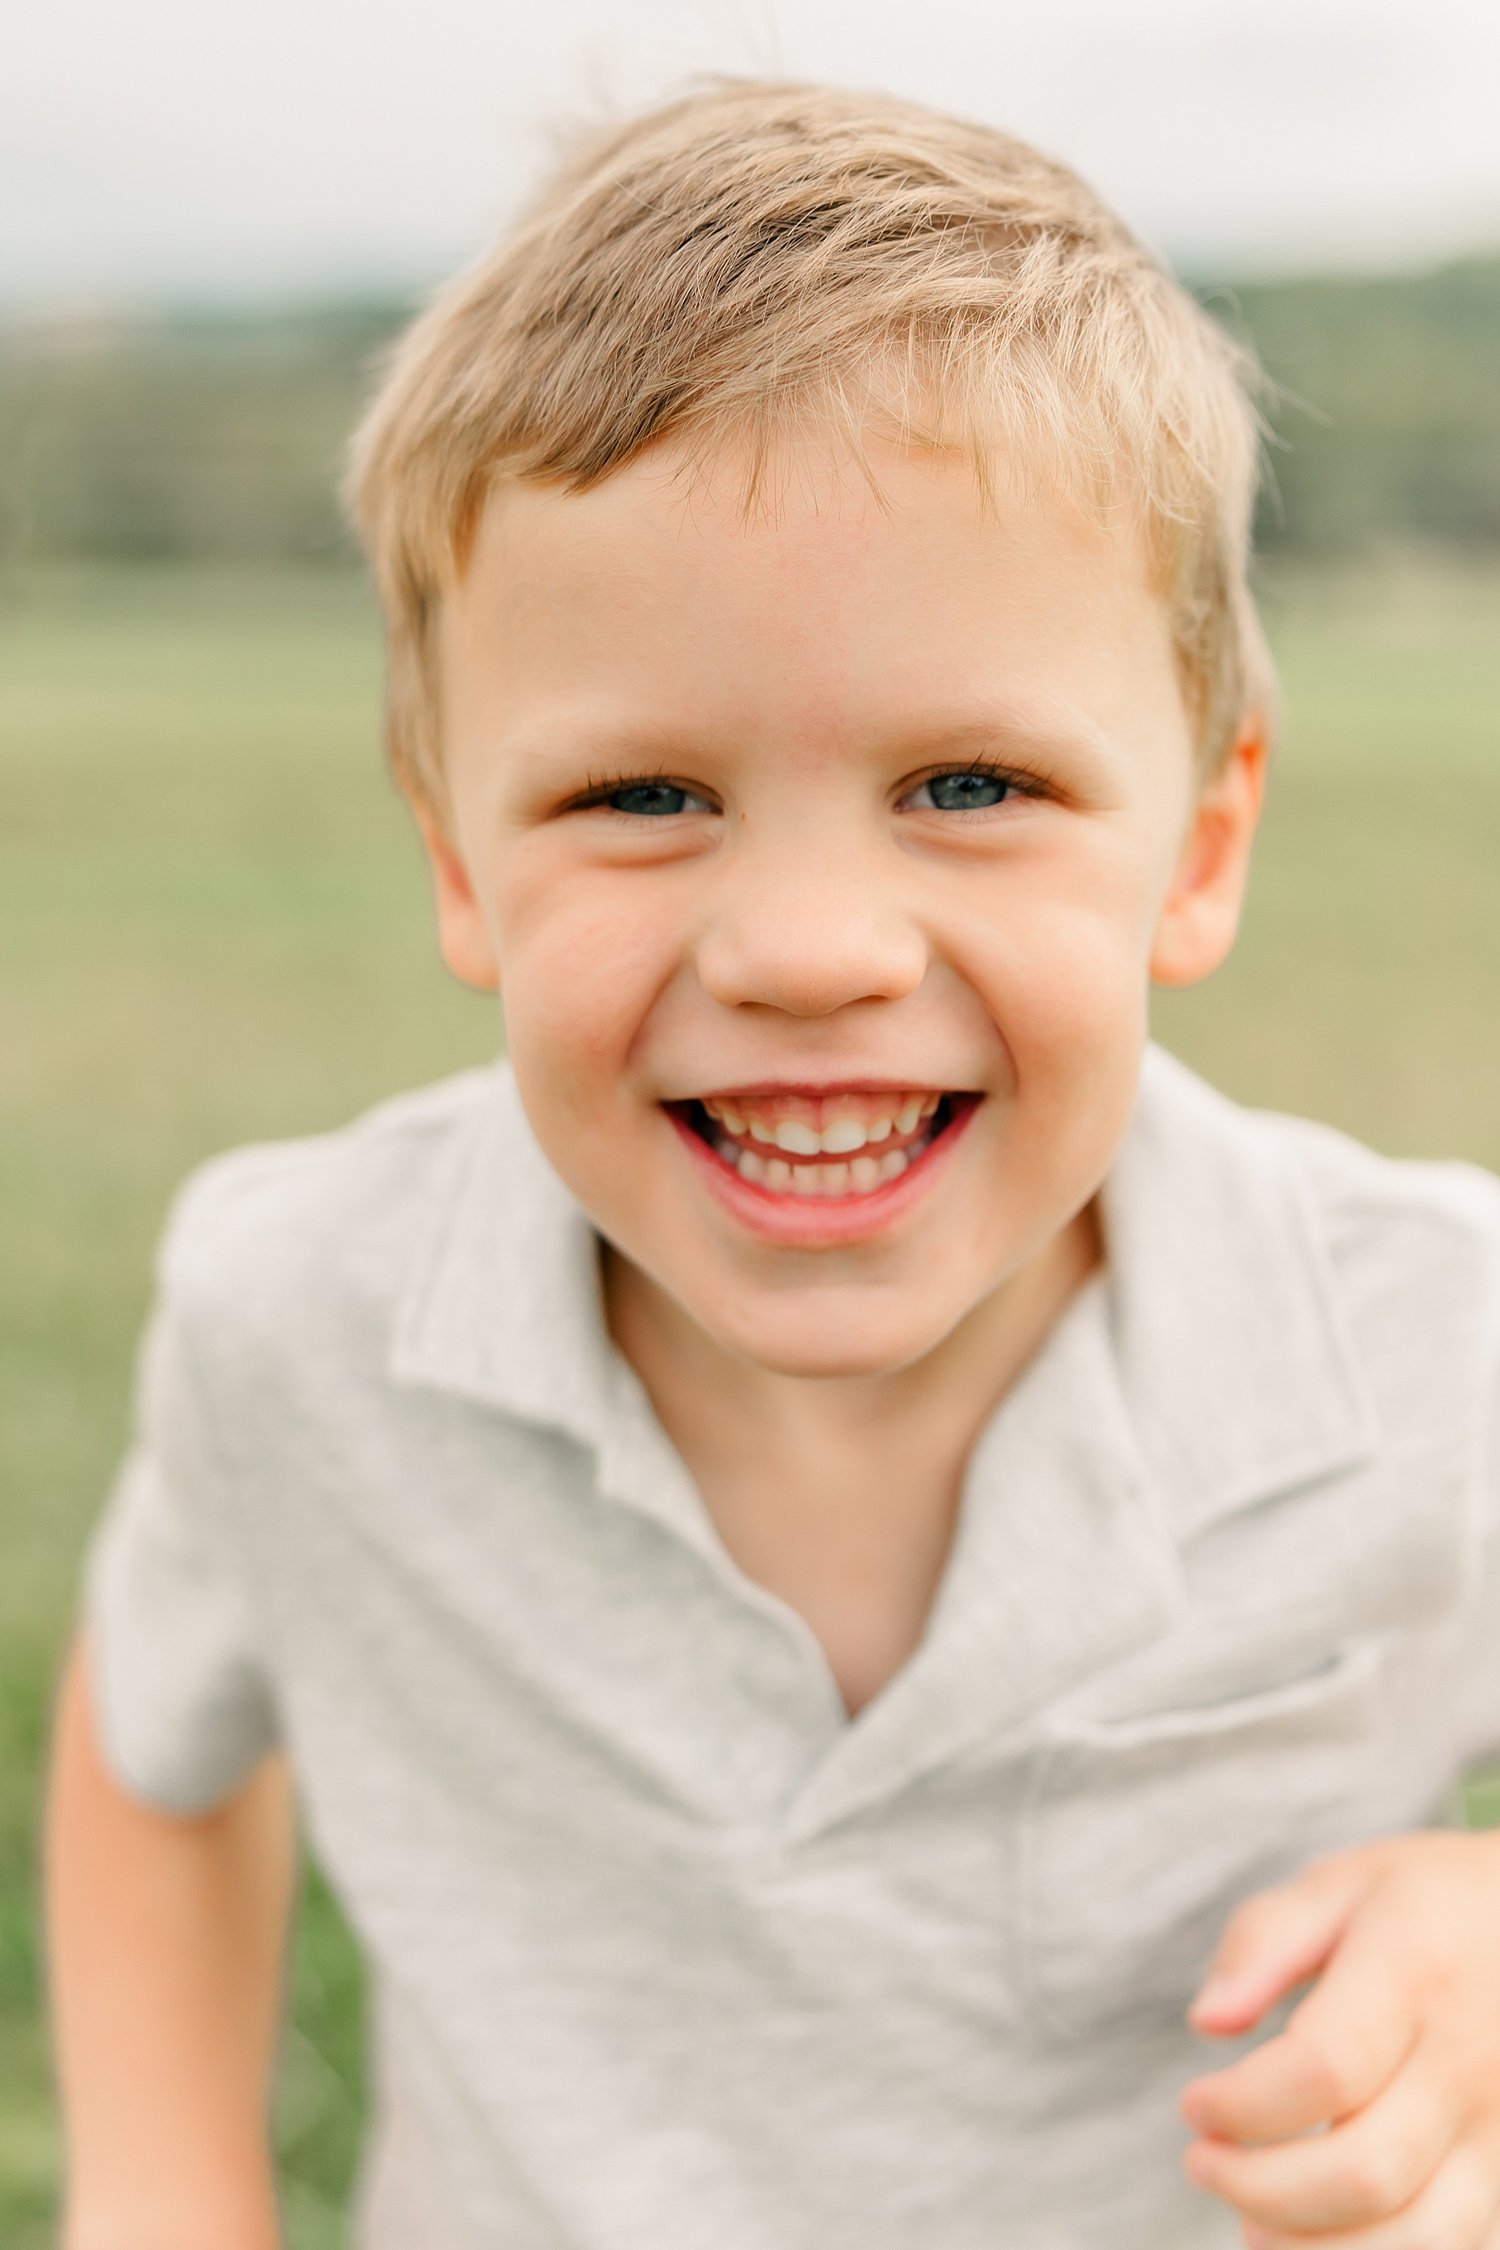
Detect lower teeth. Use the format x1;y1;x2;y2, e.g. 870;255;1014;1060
715;1129;931;1195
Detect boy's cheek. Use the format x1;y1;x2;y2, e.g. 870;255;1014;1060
495;860;660;984
501;954;689;1177
947;836;1171;998
952;915;1153;1107
498;881;681;1059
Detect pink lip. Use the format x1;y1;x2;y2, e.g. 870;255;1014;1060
665;1096;981;1247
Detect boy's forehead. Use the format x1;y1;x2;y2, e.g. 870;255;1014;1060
461;427;1164;651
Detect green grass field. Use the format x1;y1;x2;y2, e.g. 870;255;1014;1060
3;560;1499;2244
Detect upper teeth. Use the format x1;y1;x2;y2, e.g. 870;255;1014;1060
705;1094;939;1154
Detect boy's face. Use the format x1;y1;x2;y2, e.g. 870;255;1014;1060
423;432;1264;1378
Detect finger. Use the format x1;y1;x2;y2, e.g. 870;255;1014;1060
1183;2034;1457;2233
1190;1853;1372;2036
1231;2134;1500;2249
1184;1896;1417;2139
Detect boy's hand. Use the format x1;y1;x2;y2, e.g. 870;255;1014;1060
1178;1831;1500;2247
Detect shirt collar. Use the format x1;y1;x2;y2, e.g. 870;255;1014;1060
1101;1043;1378;1541
391;1064;622;1454
393;1049;1376;1538
390;1065;738;1552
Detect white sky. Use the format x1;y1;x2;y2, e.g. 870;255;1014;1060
5;0;1500;308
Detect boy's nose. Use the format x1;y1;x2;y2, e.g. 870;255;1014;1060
695;857;929;1018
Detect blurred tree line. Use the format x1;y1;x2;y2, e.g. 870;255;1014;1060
1;256;1498;570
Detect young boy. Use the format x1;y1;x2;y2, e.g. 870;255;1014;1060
44;80;1500;2250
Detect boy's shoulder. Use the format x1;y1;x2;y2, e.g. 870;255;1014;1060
1115;1048;1500;1526
154;1064;512;1346
1138;1042;1500;1281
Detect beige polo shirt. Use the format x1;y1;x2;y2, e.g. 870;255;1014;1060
83;1045;1500;2250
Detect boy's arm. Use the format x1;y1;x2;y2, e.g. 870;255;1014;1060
44;1627;298;2250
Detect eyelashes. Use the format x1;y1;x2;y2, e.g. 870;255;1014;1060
565;755;1050;820
904;754;1050;813
566;771;717;816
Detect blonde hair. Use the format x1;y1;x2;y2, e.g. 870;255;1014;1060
347;80;1272;817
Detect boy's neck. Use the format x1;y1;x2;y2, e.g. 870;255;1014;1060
601;1206;1101;1719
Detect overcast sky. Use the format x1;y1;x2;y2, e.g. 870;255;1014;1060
6;0;1499;309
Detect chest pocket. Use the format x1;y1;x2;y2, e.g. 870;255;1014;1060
1016;1631;1457;2039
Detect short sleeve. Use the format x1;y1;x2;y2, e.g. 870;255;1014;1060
82;1229;282;1814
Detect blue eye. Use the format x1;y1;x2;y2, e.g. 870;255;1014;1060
914;769;1012;811
608;782;693;816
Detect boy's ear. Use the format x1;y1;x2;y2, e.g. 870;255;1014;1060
412;803;501;993
1149;721;1270;989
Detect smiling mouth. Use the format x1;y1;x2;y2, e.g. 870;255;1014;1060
668;1088;979;1201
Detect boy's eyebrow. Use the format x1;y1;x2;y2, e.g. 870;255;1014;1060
493;714;700;781
866;706;1116;774
494;701;1117;779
